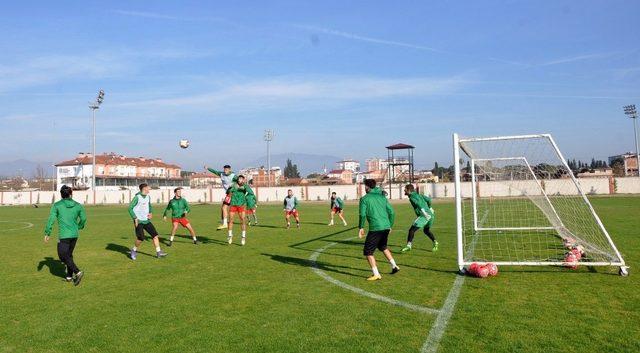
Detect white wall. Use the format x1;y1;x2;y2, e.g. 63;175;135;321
2;178;639;206
615;177;640;194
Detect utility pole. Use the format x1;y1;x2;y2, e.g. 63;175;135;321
623;105;639;176
264;129;274;187
89;90;105;189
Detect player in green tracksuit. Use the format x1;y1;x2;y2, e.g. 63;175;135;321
44;185;87;286
163;187;198;246
226;175;254;245
246;193;258;226
401;184;438;253
329;192;347;226
358;179;400;281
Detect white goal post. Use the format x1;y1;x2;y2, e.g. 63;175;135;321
453;133;627;274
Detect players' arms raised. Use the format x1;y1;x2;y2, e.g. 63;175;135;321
205;166;239;182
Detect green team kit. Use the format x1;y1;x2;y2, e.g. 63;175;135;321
164;197;191;219
402;189;438;253
409;192;435;228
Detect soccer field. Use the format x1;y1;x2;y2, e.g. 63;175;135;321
1;196;638;353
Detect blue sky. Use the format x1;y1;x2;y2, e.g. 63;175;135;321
1;1;639;172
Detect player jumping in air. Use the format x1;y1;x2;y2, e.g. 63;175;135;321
128;183;168;260
401;184;438;253
163;187;199;246
204;164;238;230
246;192;258;226
226;175;254;245
44;185;87;286
358;179;400;281
283;189;300;229
328;192;347;226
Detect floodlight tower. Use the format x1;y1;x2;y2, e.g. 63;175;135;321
89;90;105;189
264;129;274;187
623;104;639;176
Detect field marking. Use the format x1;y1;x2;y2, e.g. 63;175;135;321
421;275;465;353
310;239;441;315
0;221;34;232
420;210;489;352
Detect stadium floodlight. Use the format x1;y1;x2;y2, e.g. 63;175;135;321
264;129;274;187
89;90;105;190
623;104;639;177
452;133;628;276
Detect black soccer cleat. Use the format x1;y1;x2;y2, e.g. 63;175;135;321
168;240;173;247
391;267;400;275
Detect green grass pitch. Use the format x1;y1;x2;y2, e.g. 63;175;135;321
0;196;638;353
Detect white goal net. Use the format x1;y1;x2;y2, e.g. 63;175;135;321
453;133;626;272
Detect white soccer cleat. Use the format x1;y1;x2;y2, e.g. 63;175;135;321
241;237;246;246
227;236;233;245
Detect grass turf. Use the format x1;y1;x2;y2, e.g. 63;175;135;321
0;196;638;353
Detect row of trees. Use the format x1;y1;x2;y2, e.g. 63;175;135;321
566;158;608;171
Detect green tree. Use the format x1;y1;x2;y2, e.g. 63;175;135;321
284;159;301;178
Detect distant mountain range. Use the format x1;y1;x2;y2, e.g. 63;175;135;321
245;153;343;176
0;159;54;178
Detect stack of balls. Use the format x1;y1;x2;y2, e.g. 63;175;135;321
563;239;585;270
468;262;498;278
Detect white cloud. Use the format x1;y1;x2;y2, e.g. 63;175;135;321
537;52;619;67
0;53;130;93
115;74;470;112
112;10;185;21
294;24;445;53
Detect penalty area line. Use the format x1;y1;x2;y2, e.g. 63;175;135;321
309;239;440;315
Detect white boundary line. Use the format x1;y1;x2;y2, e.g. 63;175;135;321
421;275;465;353
0;221;34;232
309;239;441;315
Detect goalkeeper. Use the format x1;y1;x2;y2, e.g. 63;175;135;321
401;184;438;253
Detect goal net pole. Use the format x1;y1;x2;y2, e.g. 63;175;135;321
453;133;465;272
546;134;627;268
453;132;627;272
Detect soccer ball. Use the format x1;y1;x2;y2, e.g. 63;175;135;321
486;263;498;276
477;265;490;278
468;263;480;276
563;237;576;249
179;139;190;149
570;248;583;261
564;253;578;270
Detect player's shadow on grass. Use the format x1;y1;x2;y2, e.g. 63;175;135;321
288;226;358;248
105;243;152;258
262;253;369;277
251;224;280;229
193;235;228;246
301;221;330;226
37;257;66;278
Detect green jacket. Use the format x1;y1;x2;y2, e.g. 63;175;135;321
227;184;254;206
44;198;87;239
358;187;395;231
246;193;257;209
164;197;190;218
409;192;434;217
331;197;344;209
